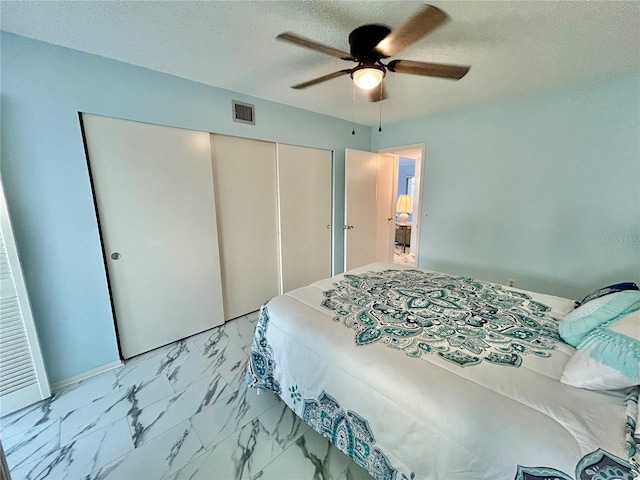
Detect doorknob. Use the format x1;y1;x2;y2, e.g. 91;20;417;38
347;225;354;230
326;224;331;229
111;252;121;260
387;217;393;223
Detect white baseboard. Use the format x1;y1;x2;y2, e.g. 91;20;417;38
51;360;123;392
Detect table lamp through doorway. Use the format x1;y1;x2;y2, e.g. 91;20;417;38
396;194;413;225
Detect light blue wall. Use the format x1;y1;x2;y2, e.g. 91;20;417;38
0;32;371;384
373;73;640;300
3;31;639;384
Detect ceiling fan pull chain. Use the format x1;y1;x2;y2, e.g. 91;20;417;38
378;81;383;132
352;82;356;135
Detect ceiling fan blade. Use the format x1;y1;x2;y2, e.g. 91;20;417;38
375;5;448;58
277;32;353;60
368;83;388;103
388;60;470;80
291;69;353;89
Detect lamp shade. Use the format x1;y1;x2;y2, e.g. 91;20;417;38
352;67;384;90
396;194;413;214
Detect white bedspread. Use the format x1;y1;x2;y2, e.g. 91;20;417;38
247;263;636;479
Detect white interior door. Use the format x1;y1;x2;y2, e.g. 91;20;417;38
344;149;395;271
210;134;280;320
277;144;332;293
0;179;51;415
82;114;224;359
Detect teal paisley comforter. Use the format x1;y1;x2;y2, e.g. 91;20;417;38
247;263;638;479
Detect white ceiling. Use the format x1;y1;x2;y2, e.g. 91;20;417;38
1;1;639;126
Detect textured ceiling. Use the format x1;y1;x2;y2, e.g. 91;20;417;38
1;1;639;126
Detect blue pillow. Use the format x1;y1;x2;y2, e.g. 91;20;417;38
577;282;639;307
561;310;640;390
559;290;640;347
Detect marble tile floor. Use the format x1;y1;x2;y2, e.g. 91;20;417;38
0;312;371;480
393;245;415;267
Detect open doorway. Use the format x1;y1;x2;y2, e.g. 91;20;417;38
377;145;424;268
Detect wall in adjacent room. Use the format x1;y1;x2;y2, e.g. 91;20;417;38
397;158;415;194
373;73;640;300
397;157;415;223
0;32;371;384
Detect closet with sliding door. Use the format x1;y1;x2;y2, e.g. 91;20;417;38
276;143;332;294
209;134;280;321
82;115;226;359
82;115;332;358
209;135;332;321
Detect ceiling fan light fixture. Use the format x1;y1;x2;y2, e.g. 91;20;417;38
279;4;469;102
351;66;385;90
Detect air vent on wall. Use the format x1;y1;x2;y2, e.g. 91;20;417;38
232;100;255;125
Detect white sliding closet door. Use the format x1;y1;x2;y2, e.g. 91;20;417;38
0;180;50;415
210;134;280;320
82;114;224;359
277;144;332;293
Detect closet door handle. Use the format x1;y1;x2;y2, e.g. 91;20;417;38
326;224;331;229
110;252;121;260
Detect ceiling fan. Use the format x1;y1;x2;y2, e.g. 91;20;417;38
277;4;470;102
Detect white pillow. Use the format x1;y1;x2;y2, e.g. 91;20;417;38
561;310;640;390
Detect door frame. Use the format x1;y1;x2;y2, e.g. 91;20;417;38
376;143;425;268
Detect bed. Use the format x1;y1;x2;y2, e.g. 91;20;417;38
246;263;639;479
